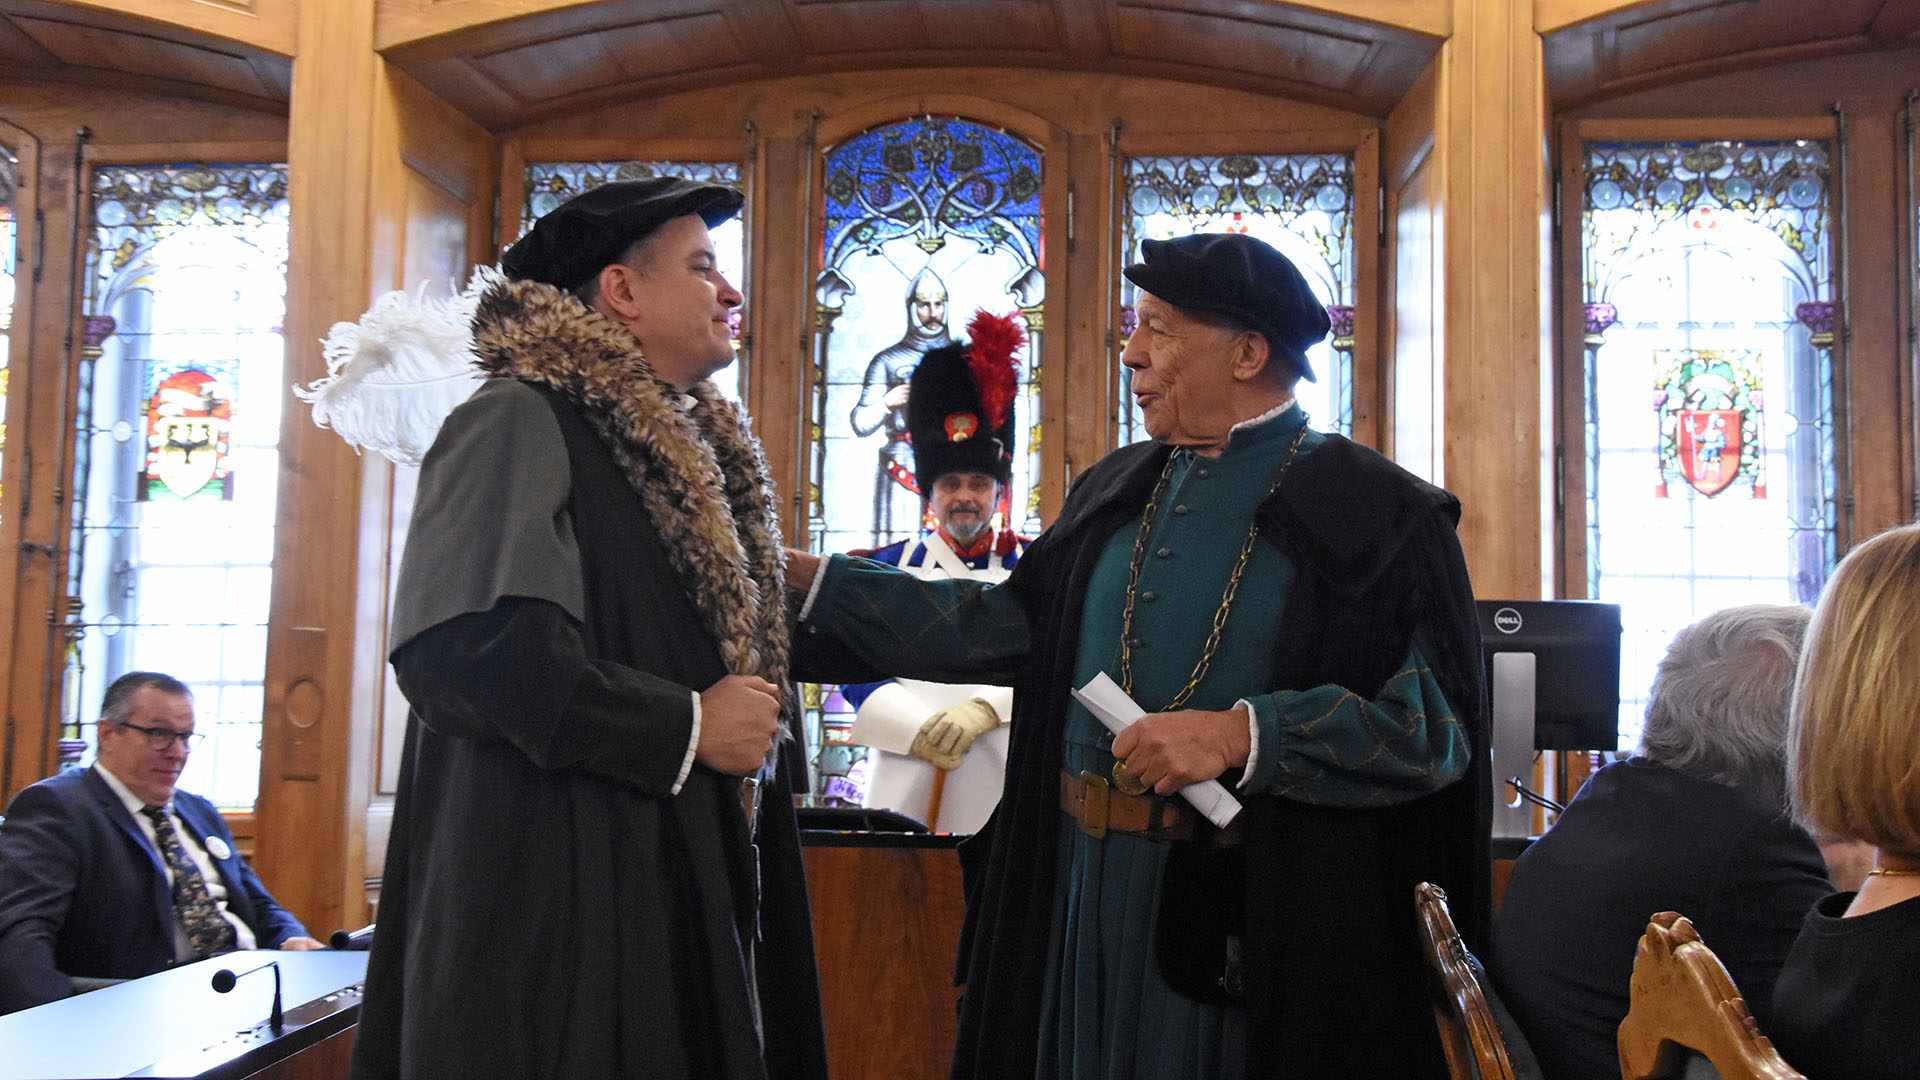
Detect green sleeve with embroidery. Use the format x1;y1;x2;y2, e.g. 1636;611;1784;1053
1239;634;1469;807
795;553;1030;686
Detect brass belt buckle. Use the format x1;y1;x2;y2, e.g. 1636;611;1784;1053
1079;771;1109;839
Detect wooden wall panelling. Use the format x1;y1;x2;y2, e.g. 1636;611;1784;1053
1438;0;1551;601
349;65;498;918
1553;118;1588;599
0;85;286;805
1383;53;1442;478
12;0;298;57
256;0;383;941
0;119;37;803
1060;125;1110;492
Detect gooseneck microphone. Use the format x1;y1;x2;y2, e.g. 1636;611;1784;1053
211;958;284;1034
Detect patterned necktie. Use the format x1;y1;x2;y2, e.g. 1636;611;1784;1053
141;806;238;959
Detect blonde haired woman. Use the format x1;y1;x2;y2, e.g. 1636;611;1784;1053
1772;522;1920;1078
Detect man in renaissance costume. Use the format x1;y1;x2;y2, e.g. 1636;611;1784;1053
790;232;1488;1079
841;311;1031;834
850;267;953;543
351;178;827;1080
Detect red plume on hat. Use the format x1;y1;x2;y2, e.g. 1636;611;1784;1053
964;309;1025;431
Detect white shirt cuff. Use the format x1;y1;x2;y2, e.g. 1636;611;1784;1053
671;689;701;795
1234;698;1259;791
796;554;831;621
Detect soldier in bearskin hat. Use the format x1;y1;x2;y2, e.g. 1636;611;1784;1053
840;310;1031;834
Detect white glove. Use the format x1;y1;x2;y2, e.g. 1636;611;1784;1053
908;697;1001;770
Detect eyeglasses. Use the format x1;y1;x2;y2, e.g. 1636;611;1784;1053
114;721;205;751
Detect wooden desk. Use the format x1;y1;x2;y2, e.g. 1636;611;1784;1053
803;831;966;1080
0;951;366;1080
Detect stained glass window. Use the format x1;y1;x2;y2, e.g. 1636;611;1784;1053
1581;140;1836;750
68;164;290;808
1121;153;1355;442
811;116;1044;554
1;147;16;520
803;116;1044;803
519;161;747;400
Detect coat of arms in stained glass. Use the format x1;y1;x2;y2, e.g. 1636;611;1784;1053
1653;349;1764;499
811;116;1044;554
1121;153;1354;441
1580;139;1835;750
520;161;748;400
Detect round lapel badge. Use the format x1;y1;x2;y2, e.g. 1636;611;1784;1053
204;835;232;861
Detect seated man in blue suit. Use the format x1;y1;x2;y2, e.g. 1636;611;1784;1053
0;671;321;1015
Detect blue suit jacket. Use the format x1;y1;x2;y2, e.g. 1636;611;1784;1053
0;767;309;1014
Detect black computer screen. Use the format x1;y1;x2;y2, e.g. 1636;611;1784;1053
1477;599;1623;750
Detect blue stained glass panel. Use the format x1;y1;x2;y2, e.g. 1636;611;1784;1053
520;161;747;401
1581;140;1836;752
811;116;1045;556
1121;153;1356;442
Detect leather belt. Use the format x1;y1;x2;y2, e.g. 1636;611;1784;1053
1060;769;1242;844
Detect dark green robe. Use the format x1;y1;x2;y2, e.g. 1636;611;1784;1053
796;410;1488;1080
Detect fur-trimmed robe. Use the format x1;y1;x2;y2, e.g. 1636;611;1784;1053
351;279;828;1080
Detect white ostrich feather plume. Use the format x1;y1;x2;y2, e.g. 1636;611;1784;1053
296;269;499;467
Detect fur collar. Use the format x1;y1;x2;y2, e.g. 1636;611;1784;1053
468;277;792;719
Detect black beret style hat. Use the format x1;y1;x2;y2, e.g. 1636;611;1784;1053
1122;232;1331;382
500;177;745;291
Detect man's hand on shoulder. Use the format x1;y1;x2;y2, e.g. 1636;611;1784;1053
277;937;325;951
696;675;781;775
1111;707;1251;795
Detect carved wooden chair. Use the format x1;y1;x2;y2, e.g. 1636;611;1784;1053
1415;881;1540;1080
1615;911;1805;1080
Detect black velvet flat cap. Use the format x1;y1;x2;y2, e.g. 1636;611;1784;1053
1123;233;1330;381
501;177;745;291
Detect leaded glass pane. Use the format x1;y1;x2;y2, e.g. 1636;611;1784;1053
1120;153;1355;441
69;164;289;809
1582;140;1836;751
519;161;747;401
804;116;1044;803
0;148;16;521
811;116;1044;554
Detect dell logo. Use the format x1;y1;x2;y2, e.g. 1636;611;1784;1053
1492;607;1523;635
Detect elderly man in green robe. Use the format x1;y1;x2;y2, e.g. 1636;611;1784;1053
789;233;1489;1080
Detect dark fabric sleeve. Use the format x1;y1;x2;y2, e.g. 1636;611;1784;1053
792;554;1031;686
0;784;81;1013
392;596;696;797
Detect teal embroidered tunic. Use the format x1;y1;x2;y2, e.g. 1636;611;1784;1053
803;405;1470;1080
1044;404;1467;1080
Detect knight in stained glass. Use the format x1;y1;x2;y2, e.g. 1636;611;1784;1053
812;116;1044;555
1653;348;1765;499
849;267;954;539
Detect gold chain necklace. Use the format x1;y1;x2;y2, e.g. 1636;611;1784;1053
1118;425;1309;711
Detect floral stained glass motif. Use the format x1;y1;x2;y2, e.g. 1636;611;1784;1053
1582;141;1835;751
811;116;1045;555
69;164;290;808
1;149;17;520
1121;153;1355;441
520;161;747;400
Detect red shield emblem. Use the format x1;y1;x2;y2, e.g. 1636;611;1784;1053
1675;409;1743;496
